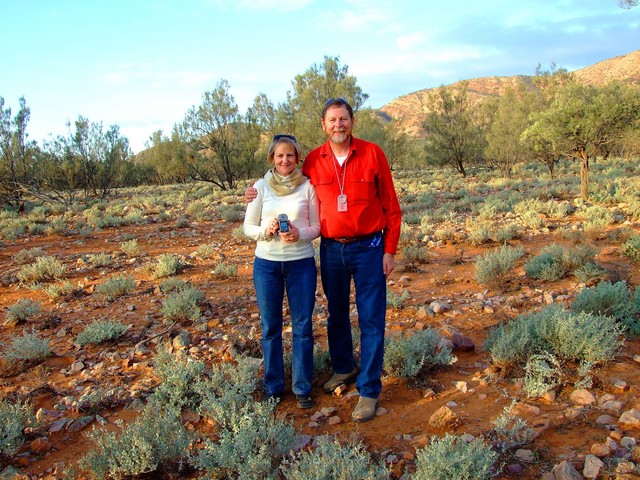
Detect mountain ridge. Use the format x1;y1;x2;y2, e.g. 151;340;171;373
380;49;640;137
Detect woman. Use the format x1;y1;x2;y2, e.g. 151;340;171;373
243;134;320;409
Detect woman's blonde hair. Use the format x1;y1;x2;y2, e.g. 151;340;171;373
267;134;301;163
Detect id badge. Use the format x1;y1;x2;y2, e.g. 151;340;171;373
337;194;348;212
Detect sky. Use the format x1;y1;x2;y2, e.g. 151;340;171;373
2;0;639;154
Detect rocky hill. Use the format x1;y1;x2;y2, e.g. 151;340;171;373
380;49;640;137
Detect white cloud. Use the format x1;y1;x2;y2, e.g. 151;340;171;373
396;32;424;50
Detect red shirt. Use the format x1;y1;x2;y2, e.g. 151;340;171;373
302;137;402;255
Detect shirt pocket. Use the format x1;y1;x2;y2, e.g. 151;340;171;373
348;168;376;203
310;175;334;197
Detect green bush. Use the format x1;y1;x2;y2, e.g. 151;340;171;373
484;305;623;370
2;332;51;363
194;399;295;480
120;239;140;257
42;280;77;302
159;277;189;293
282;437;389;480
489;401;536;453
413;434;497;480
383;329;456;378
570;280;640;336
150;347;206;411
621;234;640;263
148;253;184;279
87;253;113;268
5;298;41;325
524;243;596;281
386;290;410;309
161;286;205;322
77;407;193;480
95;274;136;301
196;243;217;259
12;247;46;265
475;245;524;287
76;320;129;345
0;399;35;455
523;353;564;398
402;245;429;265
17;255;66;283
211;261;238;279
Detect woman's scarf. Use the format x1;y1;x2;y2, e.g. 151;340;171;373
267;167;306;196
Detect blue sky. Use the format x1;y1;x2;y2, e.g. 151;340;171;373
3;0;638;153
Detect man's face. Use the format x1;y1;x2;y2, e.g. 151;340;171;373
321;105;353;145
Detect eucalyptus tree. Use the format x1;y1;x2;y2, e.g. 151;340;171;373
0;96;37;208
137;129;189;184
422;82;485;177
525;81;640;200
283;56;368;153
181;79;262;190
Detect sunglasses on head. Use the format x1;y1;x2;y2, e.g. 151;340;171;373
272;134;297;141
324;97;348;106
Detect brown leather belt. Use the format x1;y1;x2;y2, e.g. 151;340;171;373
331;232;380;244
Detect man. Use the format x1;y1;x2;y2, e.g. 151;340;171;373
247;98;401;422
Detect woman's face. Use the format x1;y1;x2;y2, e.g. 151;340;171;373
273;142;298;176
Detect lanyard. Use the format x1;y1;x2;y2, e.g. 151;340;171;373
331;151;347;195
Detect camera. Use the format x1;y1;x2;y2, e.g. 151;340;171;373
277;214;289;233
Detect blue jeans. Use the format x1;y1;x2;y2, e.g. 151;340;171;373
253;256;316;396
320;234;386;398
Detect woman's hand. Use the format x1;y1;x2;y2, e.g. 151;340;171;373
279;222;300;243
264;217;279;237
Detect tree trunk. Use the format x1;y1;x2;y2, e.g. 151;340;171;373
580;152;589;200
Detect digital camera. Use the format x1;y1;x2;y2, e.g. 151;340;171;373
277;214;289;233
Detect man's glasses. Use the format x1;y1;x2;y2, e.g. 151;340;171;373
272;134;297;141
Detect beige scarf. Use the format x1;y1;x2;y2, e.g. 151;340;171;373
267;167;306;196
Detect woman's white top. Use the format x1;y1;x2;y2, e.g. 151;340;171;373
243;175;320;261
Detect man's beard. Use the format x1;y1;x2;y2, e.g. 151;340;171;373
331;131;348;144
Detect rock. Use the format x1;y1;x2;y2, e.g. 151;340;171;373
551;460;584;479
430;300;450;313
327;415;341;425
515;449;535;463
612;379;629;391
595;414;617;425
512;403;541;417
570;388;596;406
320;406;336;417
292;435;312;452
428;406;460;429
621;437;637;449
601;400;625;414
619;409;640;428
582;455;604;479
507;463;524;474
29;437;52;454
452;381;468;393
451;332;475;351
376;406;388;416
590;441;612;457
67;415;94;432
310;411;324;422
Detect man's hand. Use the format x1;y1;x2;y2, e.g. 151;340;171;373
383;253;395;278
245;186;258;203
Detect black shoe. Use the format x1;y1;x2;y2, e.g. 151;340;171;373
296;394;314;409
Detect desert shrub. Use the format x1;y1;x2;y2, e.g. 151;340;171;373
523;353;564;398
77;407;193;480
87;253;113;268
570;280;640;336
76;320;129;345
17;255;66;283
120;239;140;257
490;224;518;244
218;203;245;222
524;243;596;281
0;399;35;455
475;245;524;287
413;433;497;480
484;305;623;370
42;280;77;301
148;253;184;279
386;290;410;308
95;274;136;301
579;204;614;231
383;329;456;378
402;244;429;265
621;234;640;263
467;221;491;246
313;346;331;375
159;277;189;293
12;247;46;264
150;347;206;411
196;243;217;259
5;298;41;325
161;286;205;322
282;436;389;480
211;261;237;279
174;215;190;228
194;399;295;480
2;332;51;363
573;262;607;284
489;401;536;453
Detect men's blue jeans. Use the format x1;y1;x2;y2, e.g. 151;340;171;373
320;234;386;399
253;256;316;397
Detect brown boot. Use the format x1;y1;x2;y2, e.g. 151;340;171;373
351;396;379;422
323;368;358;393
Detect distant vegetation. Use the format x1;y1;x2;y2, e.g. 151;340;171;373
2;53;640;211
